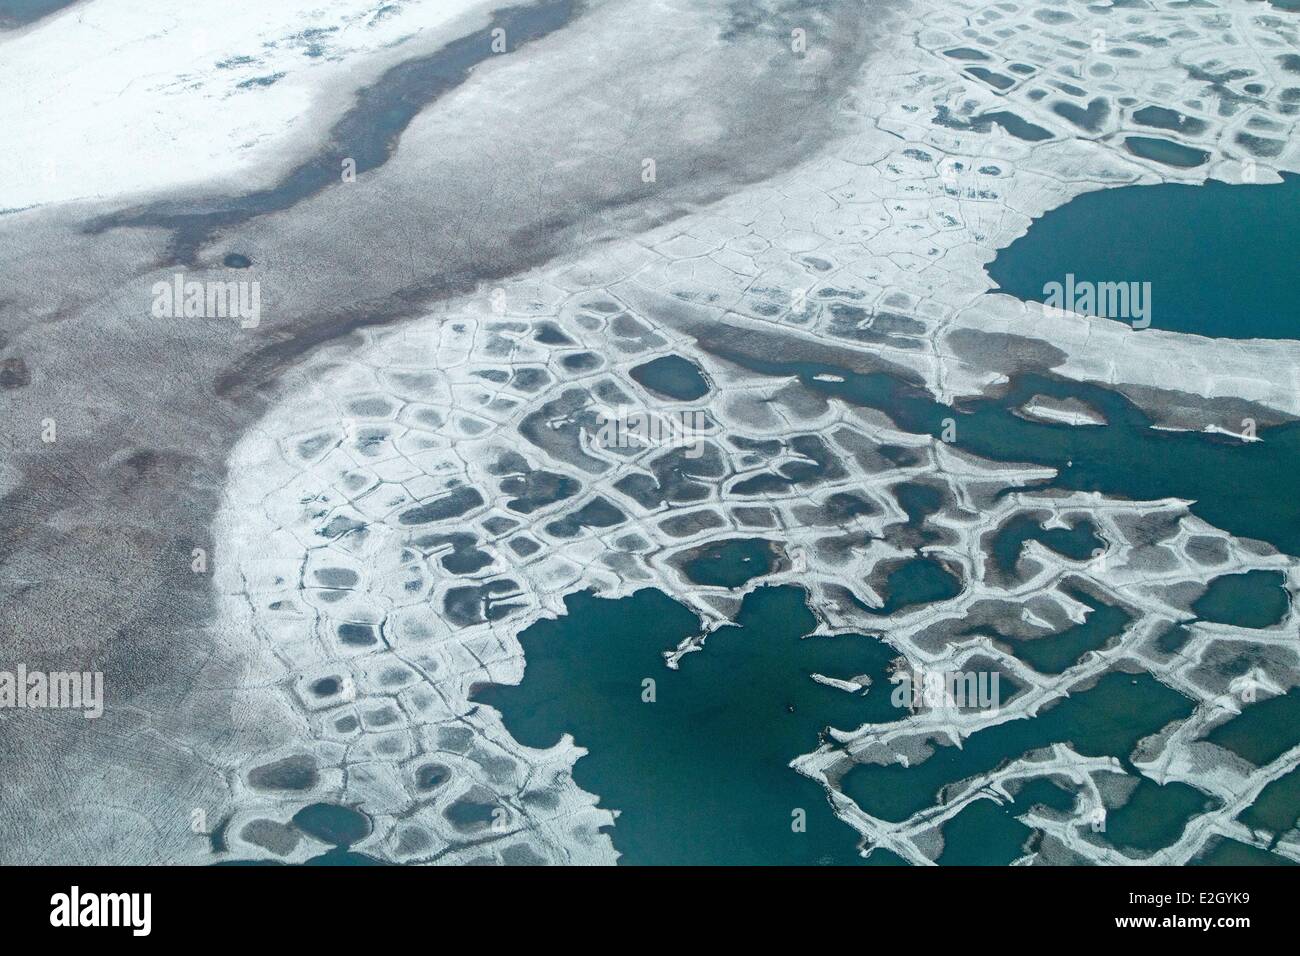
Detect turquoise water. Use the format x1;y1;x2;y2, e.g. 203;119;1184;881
1202;689;1300;766
476;585;900;864
1241;766;1300;845
1124;136;1209;168
991;515;1104;576
292;803;371;846
1194;838;1296;866
500;356;1300;860
933;106;1053;142
937;799;1036;865
1132;106;1208;136
937;778;1075;865
1001;588;1130;675
939;765;1213;862
479;178;1300;864
986;174;1300;338
863;558;961;615
1098;778;1215;854
680;537;776;587
221;803;383;866
839;671;1195;823
1192;570;1290;628
482;365;1300;861
629;354;711;401
967;67;1015;91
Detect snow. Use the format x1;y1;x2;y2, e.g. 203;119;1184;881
0;0;497;210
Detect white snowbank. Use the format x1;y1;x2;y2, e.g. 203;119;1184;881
0;0;497;210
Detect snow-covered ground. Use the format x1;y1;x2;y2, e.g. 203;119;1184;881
0;0;497;210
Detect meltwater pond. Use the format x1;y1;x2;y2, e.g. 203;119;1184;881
987;173;1300;339
475;585;902;864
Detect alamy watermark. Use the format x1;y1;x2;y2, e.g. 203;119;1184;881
890;664;1001;713
0;665;103;718
1042;273;1152;329
151;272;261;328
591;404;708;459
50;886;150;936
